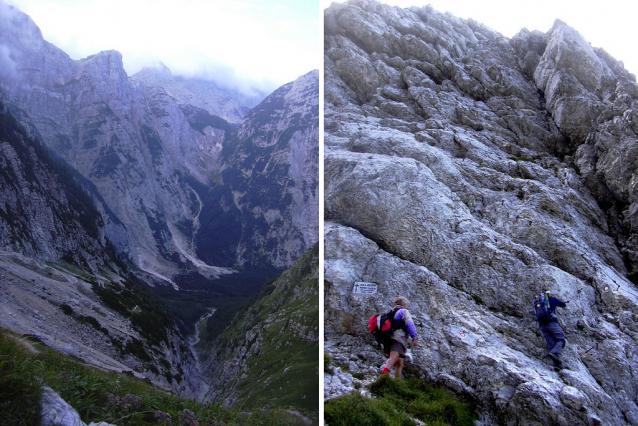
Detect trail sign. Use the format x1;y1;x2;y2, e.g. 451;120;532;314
353;282;377;294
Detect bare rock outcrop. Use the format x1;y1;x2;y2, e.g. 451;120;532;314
324;1;638;424
41;386;115;426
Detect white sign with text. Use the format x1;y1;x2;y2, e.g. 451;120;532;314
352;281;377;294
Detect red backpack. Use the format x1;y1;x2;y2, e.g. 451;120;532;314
368;307;401;348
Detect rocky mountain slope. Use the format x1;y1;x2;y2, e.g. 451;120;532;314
0;2;231;282
201;244;319;422
201;70;320;268
0;2;318;286
0;101;116;272
0;103;201;396
324;1;638;425
0;249;203;398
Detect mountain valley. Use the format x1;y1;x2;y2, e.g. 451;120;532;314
0;1;319;423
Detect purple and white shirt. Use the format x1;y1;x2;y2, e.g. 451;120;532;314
391;305;417;347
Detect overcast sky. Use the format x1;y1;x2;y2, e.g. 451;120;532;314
5;1;638;97
323;0;638;78
7;0;321;96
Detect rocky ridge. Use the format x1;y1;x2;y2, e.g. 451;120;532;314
324;1;638;425
214;70;320;268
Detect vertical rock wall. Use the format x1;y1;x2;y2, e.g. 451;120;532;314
324;1;638;424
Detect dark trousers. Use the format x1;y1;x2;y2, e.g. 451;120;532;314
540;321;566;357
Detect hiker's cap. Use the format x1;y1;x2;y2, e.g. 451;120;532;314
545;290;551;294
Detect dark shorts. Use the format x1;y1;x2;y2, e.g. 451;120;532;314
384;340;406;358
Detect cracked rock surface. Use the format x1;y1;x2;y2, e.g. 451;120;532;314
324;1;638;425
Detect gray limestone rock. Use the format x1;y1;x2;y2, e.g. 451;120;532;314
325;1;638;424
40;386;116;426
40;386;84;426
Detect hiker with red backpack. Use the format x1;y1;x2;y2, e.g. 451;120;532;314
533;290;568;370
371;296;418;379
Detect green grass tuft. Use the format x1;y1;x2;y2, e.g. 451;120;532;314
0;332;42;425
471;295;484;305
325;375;475;426
0;328;314;425
324;351;332;372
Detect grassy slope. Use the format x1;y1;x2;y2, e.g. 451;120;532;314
324;375;476;426
0;329;311;426
211;244;319;418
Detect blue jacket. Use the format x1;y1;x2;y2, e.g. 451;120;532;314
547;296;566;313
536;296;567;325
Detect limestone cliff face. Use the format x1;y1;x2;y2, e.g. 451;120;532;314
324;1;638;425
199;70;320;268
0;4;318;281
519;21;638;269
0;101;115;272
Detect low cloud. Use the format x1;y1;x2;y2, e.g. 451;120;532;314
0;0;23;81
135;56;283;99
0;43;17;80
7;0;320;96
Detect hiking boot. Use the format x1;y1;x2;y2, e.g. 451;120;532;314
548;353;562;368
380;366;391;375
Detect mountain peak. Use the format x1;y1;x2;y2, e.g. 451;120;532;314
135;62;173;80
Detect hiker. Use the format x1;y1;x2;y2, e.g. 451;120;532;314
380;296;418;379
533;290;568;369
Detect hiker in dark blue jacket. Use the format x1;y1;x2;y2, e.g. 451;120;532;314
534;290;568;369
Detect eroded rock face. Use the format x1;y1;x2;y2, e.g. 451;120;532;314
0;102;116;272
528;20;638;267
210;70;320;268
324;1;638;424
